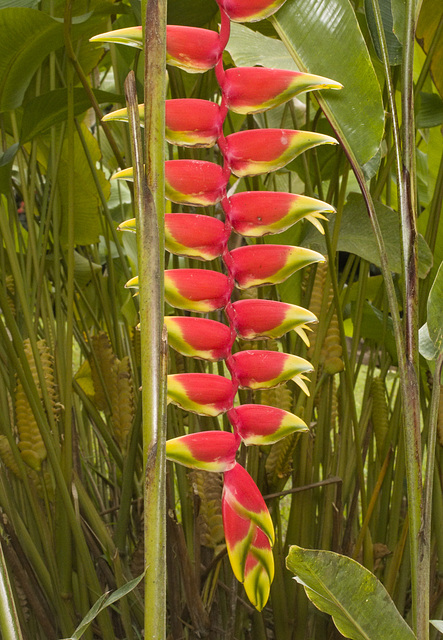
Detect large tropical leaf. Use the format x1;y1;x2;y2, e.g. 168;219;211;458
302;192;433;278
20;88;123;142
38;123;110;246
0;8;64;112
287;546;417;640
364;0;402;65
226;22;298;70
271;0;385;173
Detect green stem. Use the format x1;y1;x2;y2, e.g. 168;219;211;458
142;1;167;635
124;53;166;639
0;540;24;640
421;354;443;637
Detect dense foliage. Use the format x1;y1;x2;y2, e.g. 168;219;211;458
0;0;442;638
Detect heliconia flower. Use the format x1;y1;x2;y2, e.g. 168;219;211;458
166;25;223;73
229;404;308;444
118;218;136;233
229;299;317;343
243;528;274;611
229;244;324;289
166;431;240;471
90;26;143;48
91;26;223;73
225;129;337;177
228;350;313;393
223;463;274;544
165;214;226;260
112;161;227;206
103;100;223;148
165;160;227;206
165;99;223;147
216;0;286;22
226;191;334;237
165;269;231;312
222;498;255;581
164;316;233;361
124;275;139;291
167;373;236;416
223;67;342;115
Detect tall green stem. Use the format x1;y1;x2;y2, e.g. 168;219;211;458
400;1;423;635
126;0;167;629
370;0;422;632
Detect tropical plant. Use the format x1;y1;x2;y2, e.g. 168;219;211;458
0;0;442;638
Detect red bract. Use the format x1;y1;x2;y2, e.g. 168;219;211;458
225;129;337;177
229;404;308;444
223;67;342;114
229;244;324;289
216;0;286;22
165;214;226;260
104;100;222;148
91;25;223;70
165;99;223;147
229;350;313;391
166;26;223;72
165;269;231;312
166;431;240;471
165;160;227;206
164;316;233;361
226;191;334;236
223;463;274;543
243;528;274;611
229;299;317;340
167;373;236;416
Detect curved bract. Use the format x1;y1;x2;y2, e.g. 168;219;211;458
225;129;338;177
224;67;342;114
226;191;334;236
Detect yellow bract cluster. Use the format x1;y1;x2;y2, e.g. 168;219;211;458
15;339;58;471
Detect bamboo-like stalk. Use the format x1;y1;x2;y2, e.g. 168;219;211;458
124;38;166;638
369;0;422;633
142;0;167;635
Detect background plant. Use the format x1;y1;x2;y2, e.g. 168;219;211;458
0;0;442;638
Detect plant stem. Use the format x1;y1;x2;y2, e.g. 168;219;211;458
370;0;423;634
124;53;166;640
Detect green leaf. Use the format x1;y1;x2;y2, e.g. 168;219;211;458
302;192;433;278
62;572;145;640
271;0;385;170
167;0;218;26
1;0;38;6
364;0;402;65
226;22;298;70
390;0;405;43
286;546;417;640
430;621;443;633
21;89;123;142
427;262;443;355
416;0;443;100
47;123;110;246
419;323;440;361
0;9;64;113
360;302;397;363
0;143;19;195
416;92;443;128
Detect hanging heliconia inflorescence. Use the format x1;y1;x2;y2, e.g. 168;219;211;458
91;0;341;610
